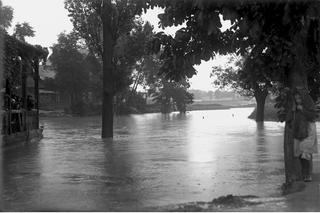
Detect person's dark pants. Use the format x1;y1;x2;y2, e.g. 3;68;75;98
299;156;311;177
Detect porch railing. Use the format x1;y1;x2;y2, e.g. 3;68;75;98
2;109;38;135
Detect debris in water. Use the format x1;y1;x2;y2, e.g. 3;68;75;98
167;195;261;211
209;194;260;208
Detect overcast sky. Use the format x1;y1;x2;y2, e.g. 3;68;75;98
2;0;229;91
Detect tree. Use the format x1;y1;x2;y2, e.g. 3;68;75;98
65;0;151;138
1;2;47;92
13;22;35;42
146;0;320;184
171;83;194;113
222;1;320;185
153;80;193;113
212;54;273;122
1;1;14;86
0;1;13;30
139;54;194;113
50;32;89;113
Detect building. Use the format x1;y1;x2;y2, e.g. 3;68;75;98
2;34;48;146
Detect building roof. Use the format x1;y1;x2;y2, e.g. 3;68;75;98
39;62;56;79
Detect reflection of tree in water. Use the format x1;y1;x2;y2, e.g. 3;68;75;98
255;122;268;163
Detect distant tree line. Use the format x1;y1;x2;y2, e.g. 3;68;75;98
189;89;246;101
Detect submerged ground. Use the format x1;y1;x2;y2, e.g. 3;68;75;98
2;108;320;211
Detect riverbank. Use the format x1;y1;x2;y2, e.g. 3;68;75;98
40;100;256;117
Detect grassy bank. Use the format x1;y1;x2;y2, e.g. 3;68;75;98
187;99;255;111
187;103;231;111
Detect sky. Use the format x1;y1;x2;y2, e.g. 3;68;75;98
2;0;230;91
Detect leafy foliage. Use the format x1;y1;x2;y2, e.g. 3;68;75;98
0;0;13;30
3;33;48;89
145;1;320;123
153;80;194;113
212;55;250;95
13;22;35;42
3;33;21;87
65;0;149;57
65;1;158;95
147;1;320;86
49;32;89;107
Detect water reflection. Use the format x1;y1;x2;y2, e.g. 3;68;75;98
3;108;289;211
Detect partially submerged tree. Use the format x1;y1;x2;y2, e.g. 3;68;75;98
153;80;193;113
65;0;153;138
136;53;194;114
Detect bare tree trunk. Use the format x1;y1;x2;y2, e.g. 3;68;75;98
284;121;302;183
284;37;309;183
101;0;114;138
254;90;268;122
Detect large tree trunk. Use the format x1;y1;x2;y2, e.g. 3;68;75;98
284;121;302;183
101;0;114;138
284;71;307;183
284;32;309;183
254;90;268;122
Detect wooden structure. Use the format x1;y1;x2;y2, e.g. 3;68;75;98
2;34;48;147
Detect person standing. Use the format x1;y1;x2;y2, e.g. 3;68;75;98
292;89;318;182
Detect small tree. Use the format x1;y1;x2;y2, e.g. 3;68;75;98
50;32;89;113
153;80;193;114
13;22;35;42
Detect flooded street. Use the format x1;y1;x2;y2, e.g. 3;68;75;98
2;108;302;211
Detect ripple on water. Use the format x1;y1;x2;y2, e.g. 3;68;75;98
4;109;290;211
59;173;134;186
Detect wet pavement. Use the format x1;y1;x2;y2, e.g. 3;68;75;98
2;108;318;211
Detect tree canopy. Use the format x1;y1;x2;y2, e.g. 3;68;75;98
49;31;89;108
65;0;148;57
65;1;158;95
0;0;13;30
148;1;320;86
13;22;35;42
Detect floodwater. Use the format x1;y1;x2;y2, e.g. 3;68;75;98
2;108;299;211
